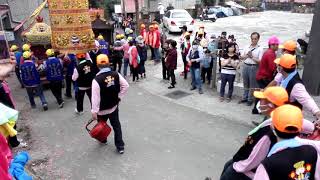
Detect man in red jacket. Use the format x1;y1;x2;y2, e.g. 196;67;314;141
252;36;279;117
147;25;155;60
256;36;279;88
152;24;161;64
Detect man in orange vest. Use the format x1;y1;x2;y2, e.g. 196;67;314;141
152;24;161;64
147;25;155;60
140;24;148;44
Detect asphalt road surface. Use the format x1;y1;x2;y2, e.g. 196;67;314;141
25;84;250;180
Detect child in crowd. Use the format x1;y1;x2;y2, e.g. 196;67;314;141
128;40;139;82
201;49;212;85
136;36;148;79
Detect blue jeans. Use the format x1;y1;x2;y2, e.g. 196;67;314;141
26;85;47;107
220;73;236;98
154;48;160;62
123;58;129;77
190;67;202;90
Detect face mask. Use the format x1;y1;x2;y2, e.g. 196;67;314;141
192;45;198;49
256;101;275;114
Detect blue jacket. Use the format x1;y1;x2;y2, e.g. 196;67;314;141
20;60;40;86
66;54;77;76
45;57;64;81
98;40;109;55
9;152;32;180
14;51;23;65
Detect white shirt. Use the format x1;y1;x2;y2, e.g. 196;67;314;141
158;5;165;14
242;45;263;65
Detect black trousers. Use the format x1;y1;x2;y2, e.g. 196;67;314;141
65;75;73;97
8;125;20;148
98;108;125;149
49;80;63;104
168;69;176;86
131;65;139;81
161;57;169;80
113;58;123;73
77;88;92;112
182;54;188;79
201;67;212;83
220;159;251;180
150;46;155;60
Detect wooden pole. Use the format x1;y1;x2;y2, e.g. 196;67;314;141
135;0;139;34
302;0;320;95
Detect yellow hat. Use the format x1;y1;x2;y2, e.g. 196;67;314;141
23;51;32;59
120;34;125;39
127;36;133;41
96;54;109;65
98;35;104;40
10;45;18;52
46;49;55;57
116;34;121;40
22;44;31;51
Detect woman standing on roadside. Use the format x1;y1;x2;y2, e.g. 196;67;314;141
220;43;240;102
165;40;178;89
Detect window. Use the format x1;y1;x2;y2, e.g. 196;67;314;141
171;12;191;18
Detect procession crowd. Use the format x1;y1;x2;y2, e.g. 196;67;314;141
0;16;320;179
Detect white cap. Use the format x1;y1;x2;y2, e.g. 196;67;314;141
158;2;162;5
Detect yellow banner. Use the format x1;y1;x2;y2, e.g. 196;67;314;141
48;0;95;54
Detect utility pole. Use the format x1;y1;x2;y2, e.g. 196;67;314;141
121;0;126;17
302;0;320;95
135;0;139;34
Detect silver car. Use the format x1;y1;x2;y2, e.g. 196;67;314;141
163;9;195;33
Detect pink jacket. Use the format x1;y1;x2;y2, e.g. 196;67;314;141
123;43;130;59
0;134;12;180
128;46;139;68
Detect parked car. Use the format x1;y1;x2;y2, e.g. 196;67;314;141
163;9;195;33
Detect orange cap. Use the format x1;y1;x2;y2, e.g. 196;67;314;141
271;105;303;133
279;40;297;52
274;54;296;69
254;86;288;106
76;53;86;59
96;54;109;65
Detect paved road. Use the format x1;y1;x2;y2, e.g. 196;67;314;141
14;11;313;180
23;83;250;180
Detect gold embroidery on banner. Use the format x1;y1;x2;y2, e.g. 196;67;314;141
63;0;71;9
64;15;73;24
79;14;87;24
